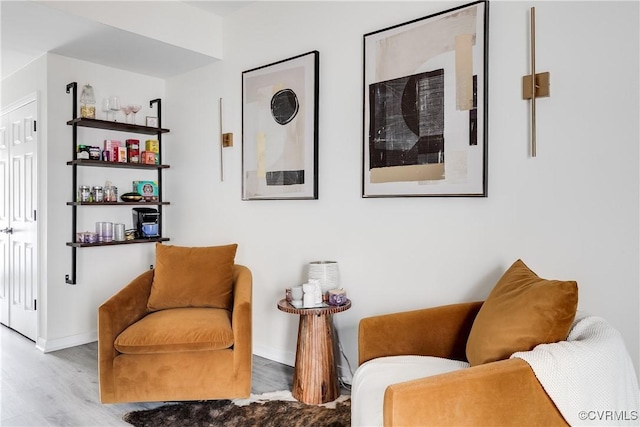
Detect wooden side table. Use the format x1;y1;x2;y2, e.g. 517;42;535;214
277;298;352;404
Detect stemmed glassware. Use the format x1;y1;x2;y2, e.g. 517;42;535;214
109;96;120;122
121;105;133;124
129;105;142;125
100;98;141;124
102;98;112;121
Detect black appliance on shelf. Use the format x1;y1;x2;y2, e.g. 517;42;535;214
132;208;160;238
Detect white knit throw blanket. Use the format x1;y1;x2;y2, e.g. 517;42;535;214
512;312;640;426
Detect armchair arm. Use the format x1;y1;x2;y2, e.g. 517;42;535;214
231;265;252;374
358;301;483;365
384;358;567;426
98;269;154;402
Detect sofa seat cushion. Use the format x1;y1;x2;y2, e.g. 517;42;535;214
351;355;469;427
115;307;234;354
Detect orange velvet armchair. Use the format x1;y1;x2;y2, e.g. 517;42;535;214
353;260;581;426
356;301;568;426
98;264;252;403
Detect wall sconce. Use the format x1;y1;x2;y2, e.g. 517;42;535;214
522;6;551;157
219;98;234;181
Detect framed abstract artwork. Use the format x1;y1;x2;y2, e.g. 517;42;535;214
242;51;319;200
362;1;489;197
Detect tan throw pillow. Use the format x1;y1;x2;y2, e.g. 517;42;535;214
147;243;238;312
466;259;578;367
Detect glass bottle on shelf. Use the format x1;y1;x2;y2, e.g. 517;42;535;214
104;181;118;202
80;84;96;119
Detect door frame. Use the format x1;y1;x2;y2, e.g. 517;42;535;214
0;92;40;344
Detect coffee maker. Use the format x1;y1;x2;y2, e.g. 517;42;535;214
132;208;160;238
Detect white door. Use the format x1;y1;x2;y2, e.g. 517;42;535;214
0;98;38;341
0;107;8;327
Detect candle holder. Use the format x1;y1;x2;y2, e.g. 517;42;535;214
308;261;339;299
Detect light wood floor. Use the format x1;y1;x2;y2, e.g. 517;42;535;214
0;325;295;426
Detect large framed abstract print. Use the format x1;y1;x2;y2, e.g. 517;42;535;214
242;51;319;200
362;1;488;197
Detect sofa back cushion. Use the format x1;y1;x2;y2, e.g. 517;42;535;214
147;243;237;312
466;259;578;366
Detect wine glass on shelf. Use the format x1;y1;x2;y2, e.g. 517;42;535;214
101;98;111;121
121;105;133;124
129;104;142;125
109;96;120;121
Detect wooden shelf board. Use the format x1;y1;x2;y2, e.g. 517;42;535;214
66;201;170;206
66;237;170;248
67;117;170;135
67;159;169;169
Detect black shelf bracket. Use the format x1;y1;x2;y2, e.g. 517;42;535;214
66;82;78;284
150;98;163;235
65;246;77;285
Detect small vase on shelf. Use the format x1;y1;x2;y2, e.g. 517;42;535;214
80;84;96;119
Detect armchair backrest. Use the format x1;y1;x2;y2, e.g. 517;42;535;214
358;301;483;365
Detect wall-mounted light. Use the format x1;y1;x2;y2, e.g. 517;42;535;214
522;7;551;157
219;98;234;181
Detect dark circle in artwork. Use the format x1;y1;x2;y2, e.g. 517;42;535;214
271;89;299;125
401;75;419;136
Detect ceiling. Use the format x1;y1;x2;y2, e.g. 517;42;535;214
0;1;252;80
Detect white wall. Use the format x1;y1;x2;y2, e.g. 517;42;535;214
165;0;639;380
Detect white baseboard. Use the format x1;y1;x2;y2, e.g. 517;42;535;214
253;343;295;367
37;330;97;353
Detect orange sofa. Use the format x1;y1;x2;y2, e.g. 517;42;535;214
98;264;252;403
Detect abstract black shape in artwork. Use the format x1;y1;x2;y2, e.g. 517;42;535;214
271;89;299;125
266;170;305;186
369;69;445;169
469;75;478;146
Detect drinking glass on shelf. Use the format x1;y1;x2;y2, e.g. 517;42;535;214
101;98;111;121
129;104;142;125
109;96;120;121
121;105;133;124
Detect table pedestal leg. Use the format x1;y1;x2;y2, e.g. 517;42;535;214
292;313;340;404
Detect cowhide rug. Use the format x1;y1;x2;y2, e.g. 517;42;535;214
123;391;351;427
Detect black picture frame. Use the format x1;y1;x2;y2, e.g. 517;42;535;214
242;51;319;200
362;1;489;197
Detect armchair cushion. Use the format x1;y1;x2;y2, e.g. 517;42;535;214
466;259;578;366
147;243;237;311
115;307;234;354
352;355;469;427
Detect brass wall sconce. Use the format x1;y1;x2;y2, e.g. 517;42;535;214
219;98;234;181
522;6;551;157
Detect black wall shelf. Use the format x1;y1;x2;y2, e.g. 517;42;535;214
65;81;170;285
67;237;170;248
